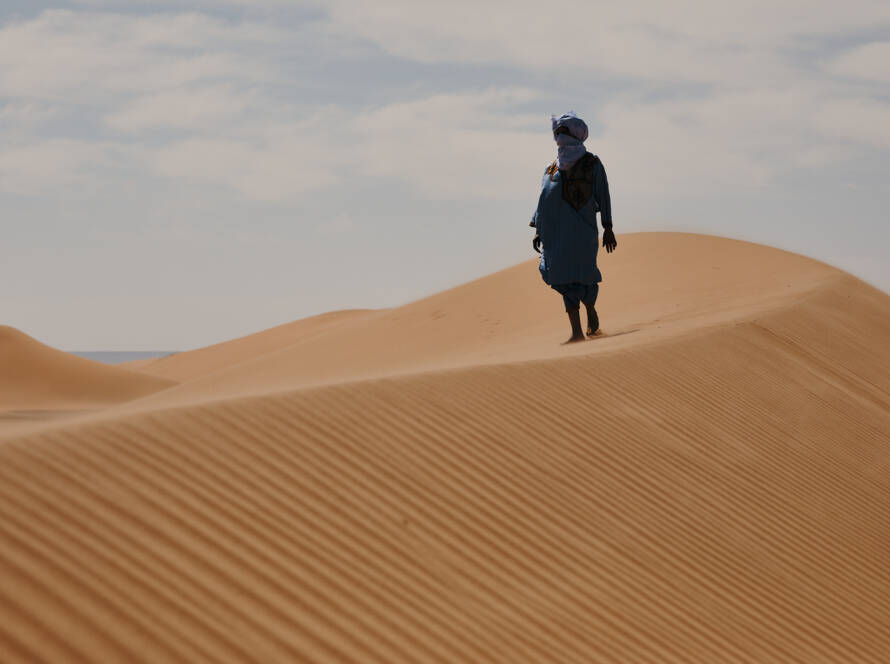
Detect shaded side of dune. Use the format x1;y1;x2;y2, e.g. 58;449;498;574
0;276;888;663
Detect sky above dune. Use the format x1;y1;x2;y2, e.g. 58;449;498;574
2;1;889;350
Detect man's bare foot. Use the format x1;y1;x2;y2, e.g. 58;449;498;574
584;304;599;336
564;310;585;344
562;333;586;345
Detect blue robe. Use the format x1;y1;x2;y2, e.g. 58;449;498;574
530;154;611;286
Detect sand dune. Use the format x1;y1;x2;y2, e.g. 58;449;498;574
1;233;889;663
0;326;175;412
123;309;375;383
126;233;843;410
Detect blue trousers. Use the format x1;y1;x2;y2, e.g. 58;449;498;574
551;282;599;312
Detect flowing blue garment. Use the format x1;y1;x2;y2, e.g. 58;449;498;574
531;111;612;286
531;165;602;286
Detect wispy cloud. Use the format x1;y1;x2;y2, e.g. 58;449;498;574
0;138;120;195
0;10;284;100
812;97;890;149
104;85;260;133
3;4;890;203
351;88;545;199
827;41;890;84
323;1;890;82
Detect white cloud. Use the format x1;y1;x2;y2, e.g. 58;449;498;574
828;41;890;85
811;98;890;149
323;0;890;84
145;89;549;202
0;8;329;200
151;133;338;202
593;84;842;197
147;104;358;201
3;4;889;206
352;88;547;199
0;102;58;130
0;10;287;102
104;85;259;132
0;139;120;195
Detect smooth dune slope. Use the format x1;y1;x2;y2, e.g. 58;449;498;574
123;309;375;383
0;234;889;663
0;326;175;412
127;233;843;410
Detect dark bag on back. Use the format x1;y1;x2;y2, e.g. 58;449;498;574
545;153;599;211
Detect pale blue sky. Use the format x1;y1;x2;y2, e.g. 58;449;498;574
2;1;889;350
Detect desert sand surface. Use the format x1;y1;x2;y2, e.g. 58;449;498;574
0;325;175;430
118;308;376;382
1;232;889;663
116;233;844;412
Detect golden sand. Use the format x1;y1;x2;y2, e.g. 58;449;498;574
1;233;888;662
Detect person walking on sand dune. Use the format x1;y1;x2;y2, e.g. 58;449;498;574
530;111;617;344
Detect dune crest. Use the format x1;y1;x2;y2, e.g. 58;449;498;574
1;233;889;662
0;326;175;413
124;233;845;411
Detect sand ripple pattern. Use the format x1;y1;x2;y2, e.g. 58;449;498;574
1;255;889;662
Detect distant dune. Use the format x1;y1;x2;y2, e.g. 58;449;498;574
0;326;175;412
1;233;888;663
74;351;175;366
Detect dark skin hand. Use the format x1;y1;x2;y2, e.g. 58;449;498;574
535;230;617;254
603;228;617;253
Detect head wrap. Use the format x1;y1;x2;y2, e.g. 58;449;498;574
551;112;588;170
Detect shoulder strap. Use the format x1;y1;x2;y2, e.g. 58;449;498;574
545;160;559;180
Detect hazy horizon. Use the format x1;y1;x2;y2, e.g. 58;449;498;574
3;1;889;351
71;350;176;363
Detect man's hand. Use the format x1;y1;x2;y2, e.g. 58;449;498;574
533;234;542;253
603;228;617;253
